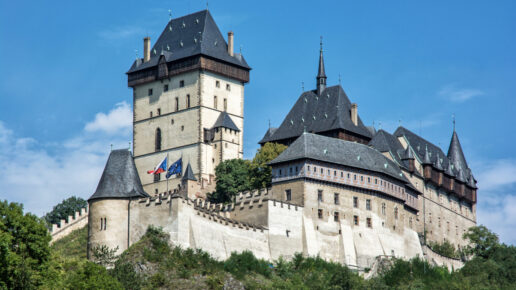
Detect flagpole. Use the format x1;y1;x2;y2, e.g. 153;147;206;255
166;152;169;194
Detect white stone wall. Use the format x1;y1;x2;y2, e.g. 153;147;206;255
50;206;88;244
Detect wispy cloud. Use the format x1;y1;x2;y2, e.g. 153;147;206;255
439;85;484;103
0;103;132;217
98;26;145;41
85;102;132;134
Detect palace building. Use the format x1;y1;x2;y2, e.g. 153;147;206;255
80;9;477;270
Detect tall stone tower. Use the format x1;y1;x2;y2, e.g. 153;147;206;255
126;10;250;195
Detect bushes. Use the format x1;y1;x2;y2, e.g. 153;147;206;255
224;251;272;279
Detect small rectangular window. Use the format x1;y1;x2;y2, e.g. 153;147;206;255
154;173;161;182
157;108;161;116
318;209;323;219
354;215;359;226
366;199;371;210
148;88;153;96
226;84;231;91
223;98;227;111
175;97;179;111
353;196;358;208
150;111;153;118
285;189;292;201
187;94;191;108
367;218;372;228
318;190;323;202
334;193;339;205
216;80;220;88
164;84;169;92
334;212;339;222
214;96;218;109
179;80;184;87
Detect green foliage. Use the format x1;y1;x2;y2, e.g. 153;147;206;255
64;260;122;289
428;239;459;259
224;251;272;279
463;225;500;258
50;225;88;259
249;142;287;189
43;196;87;228
91;244;119;268
0;200;51;289
210;159;253;203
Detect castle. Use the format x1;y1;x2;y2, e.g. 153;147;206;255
80;10;477;270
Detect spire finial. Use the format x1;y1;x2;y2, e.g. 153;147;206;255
339;73;341;85
316;36;327;95
320;36;323;51
452;113;456;131
168;9;172;20
110;144;113;151
301;81;304;91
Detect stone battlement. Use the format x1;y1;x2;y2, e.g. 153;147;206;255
50;206;89;243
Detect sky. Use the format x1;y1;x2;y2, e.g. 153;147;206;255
1;0;515;244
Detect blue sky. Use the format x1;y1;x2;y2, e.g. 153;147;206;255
1;0;515;244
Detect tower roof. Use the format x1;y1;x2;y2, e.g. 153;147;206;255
182;163;197;181
259;85;372;145
317;40;327;79
89;149;149;201
127;10;250;74
213;111;240;131
447;130;469;175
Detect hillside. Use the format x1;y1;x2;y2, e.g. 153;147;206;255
51;225;88;259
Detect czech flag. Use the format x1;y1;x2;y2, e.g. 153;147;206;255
147;156;167;174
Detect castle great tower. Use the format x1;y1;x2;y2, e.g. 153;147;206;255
126;10;250;196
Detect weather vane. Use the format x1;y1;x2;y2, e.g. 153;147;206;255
452;113;456;131
320;36;323;51
301;81;305;91
168;9;172;20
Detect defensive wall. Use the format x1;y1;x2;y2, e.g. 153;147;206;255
50;206;88;244
422;245;464;271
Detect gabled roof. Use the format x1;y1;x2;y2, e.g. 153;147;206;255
259;85;372;144
213;111;240;131
369;129;404;164
127;10;250;74
259;127;278;144
89;150;149;201
447;131;469;176
182;163;197;181
270;133;408;183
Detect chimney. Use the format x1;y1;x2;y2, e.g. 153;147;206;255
227;31;234;56
143;37;151;62
351;103;358;126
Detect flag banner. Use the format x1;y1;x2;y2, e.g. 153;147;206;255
147;156;167;174
166;158;182;179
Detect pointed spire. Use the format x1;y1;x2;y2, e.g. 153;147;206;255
316;36;327;96
456;168;466;183
182;163;197;181
447;130;469;174
434;153;443;171
402;146;414;160
445;161;454;176
467;173;477;188
423;145;432;165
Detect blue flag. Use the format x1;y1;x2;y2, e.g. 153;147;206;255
166;158;182;179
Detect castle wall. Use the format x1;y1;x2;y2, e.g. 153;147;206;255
50;206;88;244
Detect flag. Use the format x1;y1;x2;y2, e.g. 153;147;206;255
147;156;167;174
166;158;182;179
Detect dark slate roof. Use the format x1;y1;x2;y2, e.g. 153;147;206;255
270;133;408;183
402;146;415;160
366;126;377;136
182;163;197;181
394;126;452;173
368;129;405;166
89;149;149;201
447;131;469;176
127;10;250;74
213;112;240;131
259;85;372;144
259;127;278;144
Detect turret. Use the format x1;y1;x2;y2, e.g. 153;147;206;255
401;146;415;172
181;163;202;199
87;149;149;260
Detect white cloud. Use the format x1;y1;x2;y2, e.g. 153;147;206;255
84;102;132;134
474;158;516;245
0;103;132;217
439;85;484;103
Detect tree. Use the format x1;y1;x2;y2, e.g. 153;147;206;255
462;225;500;259
0;200;51;289
250;142;287;189
91;244;119;268
209;159;252;203
44;196;87;228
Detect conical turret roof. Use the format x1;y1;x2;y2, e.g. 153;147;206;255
402;146;415;160
182;163;197;181
422;146;432;165
89;149;149;201
447;130;469;175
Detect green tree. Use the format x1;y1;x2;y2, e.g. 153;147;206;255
250;142;287;189
462;225;500;259
0;200;51;289
44;196;87;228
64;261;122;289
209;159;252;203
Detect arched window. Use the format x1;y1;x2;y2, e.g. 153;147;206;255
155;128;162;151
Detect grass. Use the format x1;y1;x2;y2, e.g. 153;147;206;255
50;225;88;259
